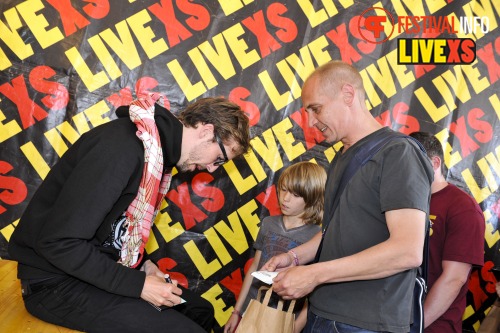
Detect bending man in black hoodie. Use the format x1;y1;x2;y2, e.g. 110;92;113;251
8;96;251;333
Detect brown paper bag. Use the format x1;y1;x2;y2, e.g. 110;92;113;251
478;299;500;333
235;286;296;333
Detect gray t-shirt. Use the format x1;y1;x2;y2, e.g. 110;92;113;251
310;128;433;333
242;215;320;312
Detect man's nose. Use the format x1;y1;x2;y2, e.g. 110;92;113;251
307;112;317;128
206;164;220;173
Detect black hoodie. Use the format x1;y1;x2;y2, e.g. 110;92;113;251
8;103;182;298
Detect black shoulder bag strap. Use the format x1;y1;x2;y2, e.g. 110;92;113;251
314;131;428;271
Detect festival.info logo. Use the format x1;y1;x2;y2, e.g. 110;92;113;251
358;7;490;64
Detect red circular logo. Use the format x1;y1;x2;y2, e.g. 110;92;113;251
358;7;395;44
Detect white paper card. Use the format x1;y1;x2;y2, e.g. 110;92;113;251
251;270;278;285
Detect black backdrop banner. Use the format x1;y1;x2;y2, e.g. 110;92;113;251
0;0;499;331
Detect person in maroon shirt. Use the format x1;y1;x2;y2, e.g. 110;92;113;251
410;132;485;333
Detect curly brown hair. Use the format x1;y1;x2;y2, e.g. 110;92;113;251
178;97;251;157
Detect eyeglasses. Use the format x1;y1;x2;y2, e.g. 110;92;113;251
213;133;228;167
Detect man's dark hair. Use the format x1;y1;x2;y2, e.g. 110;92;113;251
178;97;251;157
409;131;445;174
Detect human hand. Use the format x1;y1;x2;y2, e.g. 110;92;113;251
496;281;500;298
140;259;165;278
223;311;241;333
140;275;183;307
272;265;319;300
261;252;294;272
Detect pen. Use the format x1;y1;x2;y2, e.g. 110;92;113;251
164;275;186;305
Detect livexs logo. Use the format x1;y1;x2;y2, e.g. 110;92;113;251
358;7;488;64
397;38;476;64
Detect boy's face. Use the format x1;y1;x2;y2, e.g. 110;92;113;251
278;187;306;218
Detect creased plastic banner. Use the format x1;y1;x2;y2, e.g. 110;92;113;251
0;0;499;331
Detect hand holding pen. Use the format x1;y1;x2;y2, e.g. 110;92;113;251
164;274;186;306
165;274;174;284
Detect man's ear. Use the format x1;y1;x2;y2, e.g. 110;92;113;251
341;84;355;106
199;123;215;139
431;155;441;171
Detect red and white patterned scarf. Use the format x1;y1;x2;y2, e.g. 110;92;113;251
119;93;172;268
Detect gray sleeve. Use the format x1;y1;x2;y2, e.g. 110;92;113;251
379;139;433;213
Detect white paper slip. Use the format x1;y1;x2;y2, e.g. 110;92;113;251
251;270;278;285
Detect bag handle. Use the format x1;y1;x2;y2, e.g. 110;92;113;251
256;286;270;304
284;299;296;314
257;286;297;313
